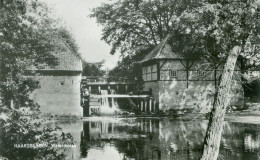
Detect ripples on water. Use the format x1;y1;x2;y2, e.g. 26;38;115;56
54;117;260;160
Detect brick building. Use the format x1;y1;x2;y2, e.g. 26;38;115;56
29;40;83;116
140;37;244;112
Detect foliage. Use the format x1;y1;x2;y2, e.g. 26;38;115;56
177;1;260;159
0;0;75;159
92;0;259;79
91;0;198;55
57;27;81;58
82;60;106;77
170;0;260;63
90;0;205;79
0;108;74;159
0;0;60;108
0;0;83;108
108;48;149;81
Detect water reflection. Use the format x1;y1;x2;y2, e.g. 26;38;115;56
58;118;260;160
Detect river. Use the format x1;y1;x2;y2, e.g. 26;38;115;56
45;117;260;160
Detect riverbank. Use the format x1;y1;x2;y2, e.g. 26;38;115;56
40;103;260;124
225;102;260;124
41;111;260;121
225;111;260;124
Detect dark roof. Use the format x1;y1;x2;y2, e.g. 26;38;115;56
29;39;82;72
140;35;181;63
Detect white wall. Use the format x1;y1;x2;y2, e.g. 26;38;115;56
30;74;83;116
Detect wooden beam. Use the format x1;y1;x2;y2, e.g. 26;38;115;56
90;95;149;98
186;60;189;88
179;59;187;68
157;62;160;81
159;60;167;69
81;81;134;85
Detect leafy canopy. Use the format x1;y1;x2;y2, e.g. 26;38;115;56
92;0;259;79
0;0;76;159
82;60;106;77
91;0;199;55
0;0;82;109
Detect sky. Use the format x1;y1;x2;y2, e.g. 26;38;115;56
43;0;120;70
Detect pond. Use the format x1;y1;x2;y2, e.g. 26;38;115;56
51;117;260;160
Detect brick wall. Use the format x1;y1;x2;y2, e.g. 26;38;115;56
30;73;82;116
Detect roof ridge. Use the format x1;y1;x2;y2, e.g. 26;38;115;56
58;36;83;62
155;34;170;59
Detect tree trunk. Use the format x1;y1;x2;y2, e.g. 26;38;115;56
200;46;241;160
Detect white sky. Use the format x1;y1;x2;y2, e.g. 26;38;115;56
43;0;120;70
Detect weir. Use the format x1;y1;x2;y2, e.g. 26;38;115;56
80;76;156;117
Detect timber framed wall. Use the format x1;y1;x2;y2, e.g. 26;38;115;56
142;59;244;111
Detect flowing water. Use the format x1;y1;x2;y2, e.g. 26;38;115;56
49;117;260;160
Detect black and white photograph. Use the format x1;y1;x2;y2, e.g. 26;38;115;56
0;0;260;159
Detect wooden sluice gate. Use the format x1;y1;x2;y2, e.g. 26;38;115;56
81;94;157;117
80;76;157;117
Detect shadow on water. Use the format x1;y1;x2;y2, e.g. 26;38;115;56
58;118;260;160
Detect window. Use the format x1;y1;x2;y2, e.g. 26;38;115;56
151;64;157;80
144;67;147;81
60;80;65;85
198;71;205;78
170;70;177;78
142;68;146;74
142;65;158;81
150;65;153;77
146;66;151;81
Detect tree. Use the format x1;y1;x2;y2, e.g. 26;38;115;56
0;0;82;109
108;48;149;81
57;27;80;56
0;0;75;159
0;0;60;109
0;109;74;159
91;0;200;79
186;1;259;159
82;60;106;77
90;0;200;55
169;1;258;159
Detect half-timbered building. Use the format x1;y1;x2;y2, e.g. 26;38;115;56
140;37;244;111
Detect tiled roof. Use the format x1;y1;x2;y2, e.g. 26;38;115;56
140;35;181;63
30;39;82;72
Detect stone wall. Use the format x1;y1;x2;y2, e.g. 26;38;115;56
158;80;244;112
143;81;160;100
142;81;160;111
159;81;214;112
30;73;82;116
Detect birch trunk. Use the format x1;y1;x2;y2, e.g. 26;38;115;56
200;46;241;160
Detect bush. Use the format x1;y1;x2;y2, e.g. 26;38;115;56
0;107;74;159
